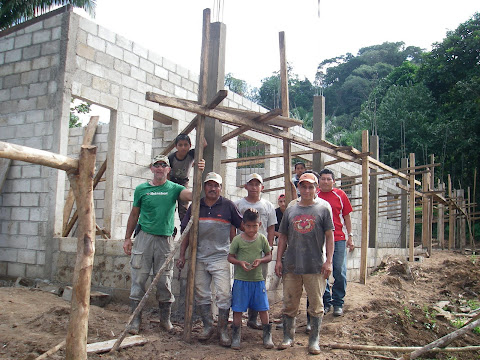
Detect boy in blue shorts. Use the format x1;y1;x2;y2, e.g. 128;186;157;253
227;208;274;350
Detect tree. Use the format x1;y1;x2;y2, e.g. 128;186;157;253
0;0;96;30
70;99;91;128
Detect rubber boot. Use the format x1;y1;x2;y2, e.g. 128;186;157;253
128;300;141;335
308;316;322;355
247;308;262;330
262;323;274;349
277;315;295;350
158;302;173;331
306;312;311;333
231;325;241;350
218;308;231;347
197;304;214;340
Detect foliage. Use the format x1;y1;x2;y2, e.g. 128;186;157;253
237;137;264;169
0;0;96;30
224;73;258;102
69;99;91;128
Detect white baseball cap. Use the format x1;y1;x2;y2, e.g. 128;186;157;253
245;173;263;184
204;172;222;185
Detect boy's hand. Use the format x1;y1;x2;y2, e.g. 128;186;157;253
251;259;262;268
240;261;252;271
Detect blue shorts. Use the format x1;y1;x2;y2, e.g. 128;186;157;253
231;279;269;312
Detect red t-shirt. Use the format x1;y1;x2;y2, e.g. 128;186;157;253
317;188;352;241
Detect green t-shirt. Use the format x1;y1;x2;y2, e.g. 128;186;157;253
133;180;185;236
229;233;271;281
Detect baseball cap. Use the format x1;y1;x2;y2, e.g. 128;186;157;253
298;172;318;185
151;154;170;166
278;193;285;199
204;172;222;185
245;173;263;184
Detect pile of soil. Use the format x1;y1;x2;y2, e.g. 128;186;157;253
0;250;479;359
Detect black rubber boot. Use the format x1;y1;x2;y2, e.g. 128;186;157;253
128;300;141;335
231;325;241;350
262;323;274;349
247;308;262;330
218;308;231;347
308;316;322;355
197;304;214;340
277;315;295;350
158;302;173;331
306;312;311;333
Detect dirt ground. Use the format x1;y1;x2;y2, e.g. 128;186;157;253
1;250;479;360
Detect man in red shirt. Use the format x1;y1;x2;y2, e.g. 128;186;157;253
317;168;354;317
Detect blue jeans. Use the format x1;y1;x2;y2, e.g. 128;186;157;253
323;240;347;308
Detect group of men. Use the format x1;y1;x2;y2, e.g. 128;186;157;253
123;153;353;353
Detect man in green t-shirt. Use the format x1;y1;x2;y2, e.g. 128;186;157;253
123;154;204;335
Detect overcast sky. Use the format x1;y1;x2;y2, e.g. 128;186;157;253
82;0;479;89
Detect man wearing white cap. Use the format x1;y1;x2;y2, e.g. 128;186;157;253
123;154;204;335
177;172;243;347
275;172;334;354
234;173;277;329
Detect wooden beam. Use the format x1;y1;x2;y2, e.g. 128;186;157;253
65;145;97;360
448;174;454;249
221;149;320;164
0;140;77;171
88;336;147;354
360;130;369;284
396;183;422;197
161;90;228;155
145;93;360;164
368;155;421;185
221;108;282;143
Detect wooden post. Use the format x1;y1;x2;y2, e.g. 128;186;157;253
183;8;210;342
312;95;325;172
369;135;379;249
448;174;455;249
400;158;408;248
467;187;473;249
437;182;445;249
429;155;434;252
421;172;429;251
409;153;415;262
65;145;97;360
63;116;99;234
457;189;466;252
360;130;369;284
279;31;293;204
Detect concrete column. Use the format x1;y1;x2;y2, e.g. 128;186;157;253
203;22;226;176
400;158;408;248
312;95;325;172
368;135;379;248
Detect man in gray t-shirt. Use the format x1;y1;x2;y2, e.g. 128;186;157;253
275;172;334;354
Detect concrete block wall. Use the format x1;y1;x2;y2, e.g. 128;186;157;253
0;8;72;279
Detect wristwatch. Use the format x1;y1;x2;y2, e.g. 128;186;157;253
348;233;354;237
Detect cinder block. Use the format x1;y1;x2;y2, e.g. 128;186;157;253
27;237;45;250
78;16;98;35
17;249;36;264
124;52;139;67
33;30;51;44
0;248;18;262
11;85;28;99
98;26;116;43
0;262;7;275
154;66;168;80
168;72;181;87
59;237;77;253
7;262;25;277
26;264;44;278
116;34;132;51
87;33;105;52
0;37;14;51
11;208;29;221
19;222;39;236
41;40;60;56
5;49;22;63
104;240;123;256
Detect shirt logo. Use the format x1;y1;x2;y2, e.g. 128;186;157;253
147;192;168;196
292;214;316;234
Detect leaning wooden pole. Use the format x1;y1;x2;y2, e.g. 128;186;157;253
398;318;480;360
65;145;97;360
279;31;293;204
183;8;210;342
359;130;369;284
63;116;99;233
110;220;193;352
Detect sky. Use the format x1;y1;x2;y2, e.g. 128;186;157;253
80;0;479;89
